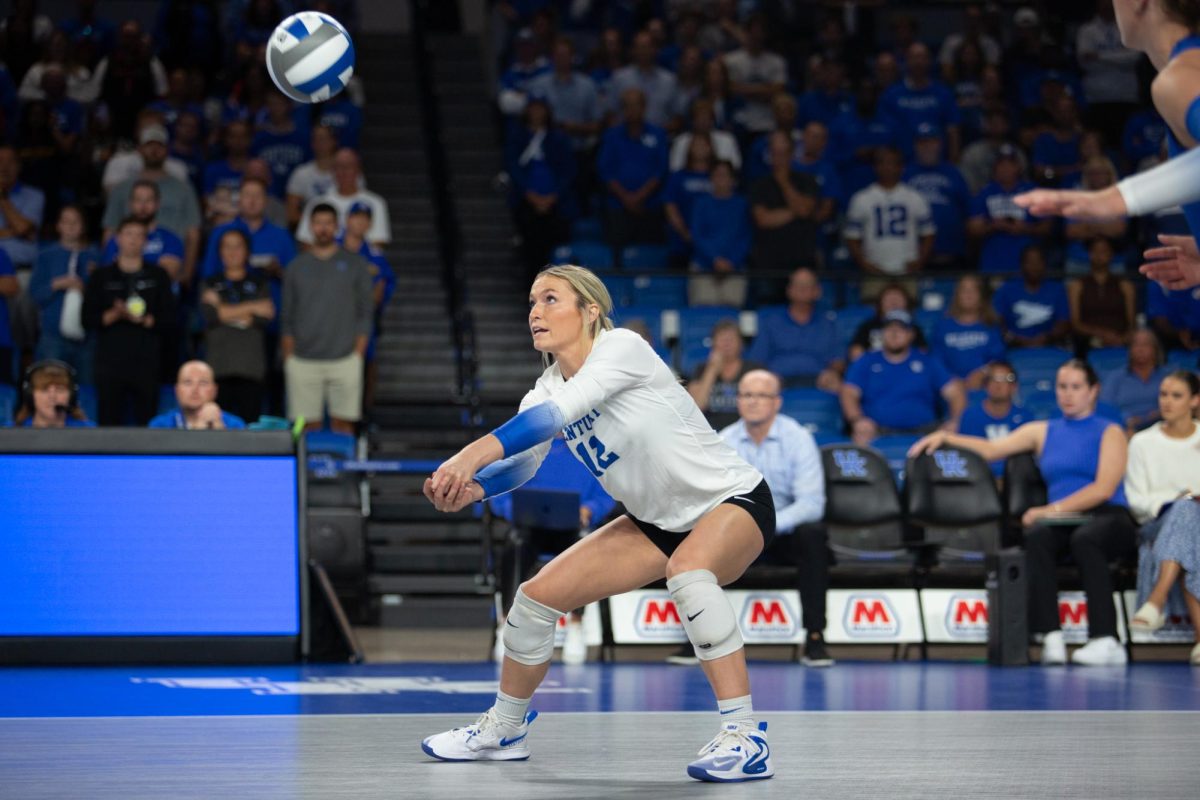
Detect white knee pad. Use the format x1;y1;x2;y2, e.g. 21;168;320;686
502;588;565;666
667;569;743;661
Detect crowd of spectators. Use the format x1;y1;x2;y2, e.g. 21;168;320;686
493;0;1200;447
0;0;392;430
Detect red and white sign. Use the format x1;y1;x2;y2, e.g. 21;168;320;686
1057;592;1127;644
826;589;922;643
922;589;988;643
609;590;805;644
1123;591;1197;645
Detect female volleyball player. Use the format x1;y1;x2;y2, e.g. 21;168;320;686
1015;0;1200;289
420;265;776;783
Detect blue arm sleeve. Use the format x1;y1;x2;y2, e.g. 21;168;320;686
491;400;565;458
475;449;541;500
1187;95;1200;144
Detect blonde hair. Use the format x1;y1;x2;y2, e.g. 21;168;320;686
533;264;615;367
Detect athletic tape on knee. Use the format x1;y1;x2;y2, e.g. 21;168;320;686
666;569;743;661
502;588;566;666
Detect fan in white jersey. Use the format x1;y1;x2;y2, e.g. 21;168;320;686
421;265;777;783
1014;0;1200;290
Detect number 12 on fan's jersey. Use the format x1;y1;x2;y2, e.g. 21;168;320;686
575;435;620;477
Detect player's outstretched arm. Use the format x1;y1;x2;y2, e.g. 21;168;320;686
1013;184;1127;220
1017;143;1200;221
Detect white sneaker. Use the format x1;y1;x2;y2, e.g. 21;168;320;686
1071;636;1127;666
686;722;774;783
421;709;538;762
1040;631;1067;665
562;620;587;665
1190;642;1200;666
492;625;506;663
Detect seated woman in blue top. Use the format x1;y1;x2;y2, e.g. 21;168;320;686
13;360;95;428
912;359;1135;666
931;275;1006;390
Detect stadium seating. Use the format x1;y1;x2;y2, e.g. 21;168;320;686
676;306;741;349
553;241;613;270
620;244;670;271
1010;347;1071;393
820;443;909;560
1022;389;1058;420
905;447;1005;560
781;387;842;435
914;308;942;340
872;434;922;486
598;274;635;308
570;217;604;243
835;304;875;352
630;273;687;308
1088;347;1128;375
611;305;665;343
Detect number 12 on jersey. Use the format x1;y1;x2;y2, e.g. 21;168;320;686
575;435;620;477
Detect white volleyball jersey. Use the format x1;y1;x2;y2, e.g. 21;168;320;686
521;328;763;532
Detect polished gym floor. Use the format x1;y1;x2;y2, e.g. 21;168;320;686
1;660;1197;799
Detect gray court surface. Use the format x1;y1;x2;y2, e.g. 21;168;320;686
1;711;1196;800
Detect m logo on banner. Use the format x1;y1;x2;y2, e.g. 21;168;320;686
844;595;901;638
634;597;684;638
741;595;798;639
946;595;988;638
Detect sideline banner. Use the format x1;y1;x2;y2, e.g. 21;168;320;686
608;590;806;644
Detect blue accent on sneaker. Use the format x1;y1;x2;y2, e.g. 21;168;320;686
742;735;769;774
499;732;527;747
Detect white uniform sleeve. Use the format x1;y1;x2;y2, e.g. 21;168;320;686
548;330;656;423
1117;143;1200;216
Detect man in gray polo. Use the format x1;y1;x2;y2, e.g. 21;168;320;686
282;202;373;433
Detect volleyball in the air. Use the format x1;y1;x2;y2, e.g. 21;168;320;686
265;12;356;104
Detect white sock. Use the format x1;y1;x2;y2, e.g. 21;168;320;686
717;694;754;727
493;690;530;728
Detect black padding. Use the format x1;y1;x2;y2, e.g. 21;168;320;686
821;445;903;525
906;447;1004;526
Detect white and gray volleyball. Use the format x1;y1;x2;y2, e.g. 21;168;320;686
265;12;355;104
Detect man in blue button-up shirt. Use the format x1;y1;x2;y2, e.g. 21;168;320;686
720;369;832;666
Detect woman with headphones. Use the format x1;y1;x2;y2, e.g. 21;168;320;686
12;360;95;428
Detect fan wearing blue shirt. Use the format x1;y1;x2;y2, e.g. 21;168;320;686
719;368;832;666
993;246;1072;347
688;161;750;307
662;139;714;268
798;56;853;128
1146;280;1200;352
879;43;961;160
30;206;100;382
967;145;1052;273
314;96;363;150
829;82;901;199
148;360;247;430
1122;108;1167;167
99;180;184;282
903;123;971;268
338;202;395;411
1031;95;1083;186
841;310;966;445
596;88;669;266
253;92;312;198
931;276;1007;387
203;120;252;198
13;360;95;428
746;267;842;388
505;97;578;275
957;360;1028;477
1100;329;1174;432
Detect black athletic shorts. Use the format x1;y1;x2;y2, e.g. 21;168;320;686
628;479;776;558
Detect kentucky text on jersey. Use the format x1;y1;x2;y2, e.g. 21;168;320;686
562;407;604;441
